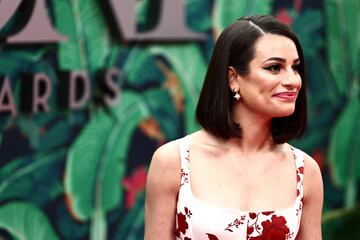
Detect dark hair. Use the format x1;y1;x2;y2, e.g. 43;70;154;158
196;15;307;144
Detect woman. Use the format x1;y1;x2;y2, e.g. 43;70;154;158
144;15;323;240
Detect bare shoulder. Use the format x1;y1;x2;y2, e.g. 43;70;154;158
302;152;322;184
301;151;324;202
144;140;182;239
147;139;181;191
150;140;181;172
295;150;324;239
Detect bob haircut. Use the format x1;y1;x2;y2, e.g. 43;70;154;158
196;15;307;144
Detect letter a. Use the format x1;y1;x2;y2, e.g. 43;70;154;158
0;77;17;116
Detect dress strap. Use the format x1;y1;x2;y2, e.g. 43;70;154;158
291;146;305;201
178;136;191;188
178;135;190;169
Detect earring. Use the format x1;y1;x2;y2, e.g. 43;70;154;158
233;89;241;100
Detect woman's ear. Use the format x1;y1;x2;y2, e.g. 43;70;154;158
228;66;240;90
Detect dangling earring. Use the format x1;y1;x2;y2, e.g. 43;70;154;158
233;88;241;100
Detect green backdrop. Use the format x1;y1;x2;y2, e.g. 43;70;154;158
0;0;359;239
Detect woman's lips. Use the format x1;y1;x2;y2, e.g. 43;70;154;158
273;92;297;100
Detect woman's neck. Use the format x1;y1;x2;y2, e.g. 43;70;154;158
228;105;275;153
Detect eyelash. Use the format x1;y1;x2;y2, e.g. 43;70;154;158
264;64;281;72
292;64;300;72
264;64;300;73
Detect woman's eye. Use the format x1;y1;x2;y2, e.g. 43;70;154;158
292;64;300;73
264;64;281;72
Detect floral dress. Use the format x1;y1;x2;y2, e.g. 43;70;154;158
175;136;304;240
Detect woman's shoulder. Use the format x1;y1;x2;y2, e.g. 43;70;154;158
150;131;204;167
288;145;323;198
289;145;321;173
286;145;316;163
151;139;181;169
147;139;184;193
301;151;322;184
149;132;197;170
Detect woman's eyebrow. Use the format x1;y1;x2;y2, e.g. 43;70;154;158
263;57;286;63
293;58;300;64
263;57;300;63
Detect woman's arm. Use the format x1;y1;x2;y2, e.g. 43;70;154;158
144;141;181;239
296;153;324;239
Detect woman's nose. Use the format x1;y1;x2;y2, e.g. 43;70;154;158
281;69;301;88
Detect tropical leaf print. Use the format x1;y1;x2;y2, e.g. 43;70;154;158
64;91;150;239
0;149;66;205
142;89;179;140
0;202;60;240
52;0;111;72
122;47;165;88
324;0;360;97
150;44;206;133
328;100;360;206
213;0;272;35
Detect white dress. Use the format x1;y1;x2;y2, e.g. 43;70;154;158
175;136;304;240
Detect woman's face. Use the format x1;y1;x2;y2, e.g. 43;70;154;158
233;34;302;118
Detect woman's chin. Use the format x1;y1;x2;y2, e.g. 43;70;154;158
270;107;296;118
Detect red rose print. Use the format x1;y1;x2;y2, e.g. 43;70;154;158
175;207;192;238
248;226;254;235
262;211;275;216
176;212;188;234
248;215;291;240
260;215;290;240
206;233;219;240
249;212;257;219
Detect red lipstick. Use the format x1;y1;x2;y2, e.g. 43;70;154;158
273;92;297;100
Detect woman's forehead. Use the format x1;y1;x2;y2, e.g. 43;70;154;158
253;34;299;62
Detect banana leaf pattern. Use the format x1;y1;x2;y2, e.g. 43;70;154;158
0;0;359;239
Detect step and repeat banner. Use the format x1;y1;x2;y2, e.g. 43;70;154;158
0;0;359;239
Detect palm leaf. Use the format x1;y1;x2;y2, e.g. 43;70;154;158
0;202;60;240
328;100;360;206
122;47;165;88
324;0;360;97
186;0;212;31
113;193;145;240
341;0;360;80
150;44;206;133
52;0;83;70
16;114;73;152
292;10;323;57
322;205;360;240
136;0;155;31
305;55;339;106
142;89;179;140
64;91;150;239
0;149;66;206
52;200;89;240
0;49;48;75
213;0;272;33
106;46;125;68
53;0;111;71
